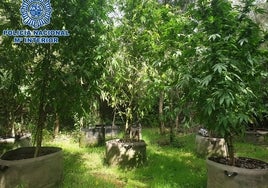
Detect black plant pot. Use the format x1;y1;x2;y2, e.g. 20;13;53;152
207;158;268;188
244;129;268;144
0;147;63;188
79;125;122;147
195;135;227;157
105;125;121;138
79;126;105;147
105;139;147;168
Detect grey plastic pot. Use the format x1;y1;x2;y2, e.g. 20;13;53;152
244;130;268;144
207;158;268;188
0;147;63;188
79;126;105;147
195;134;227;157
105;139;146;168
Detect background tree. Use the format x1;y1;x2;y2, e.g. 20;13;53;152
101;0;192;144
0;0;111;156
0;1;34;137
182;0;268;164
101;0;153;130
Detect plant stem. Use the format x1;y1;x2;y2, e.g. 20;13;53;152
34;75;46;158
159;91;165;135
34;47;50;158
226;135;235;166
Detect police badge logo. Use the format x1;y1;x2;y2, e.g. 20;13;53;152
20;0;52;29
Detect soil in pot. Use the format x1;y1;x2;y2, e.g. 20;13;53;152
105;139;147;168
0;147;63;188
0;134;32;156
207;156;268;188
209;156;268;169
1;147;60;160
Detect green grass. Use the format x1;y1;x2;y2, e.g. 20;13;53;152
43;129;268;188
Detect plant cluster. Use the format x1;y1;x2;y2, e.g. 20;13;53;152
0;0;267;161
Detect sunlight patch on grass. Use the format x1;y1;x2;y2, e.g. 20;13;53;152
82;151;104;169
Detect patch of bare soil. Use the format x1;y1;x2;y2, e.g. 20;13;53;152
209;156;268;169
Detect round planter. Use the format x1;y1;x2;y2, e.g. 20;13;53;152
0;137;15;144
207;158;268;188
105;139;147;168
0;147;63;188
105;125;121;138
244;130;268;144
0;138;16;157
79;126;105;147
195;135;227;157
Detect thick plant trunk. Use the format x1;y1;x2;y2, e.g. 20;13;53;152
159;91;165;134
170;122;175;143
170;113;180;143
34;79;46;158
9;112;15;137
175;113;179;131
225;135;235;166
111;110;117;138
34;50;50;157
169;89;177;144
112;110;116;127
54;113;60;138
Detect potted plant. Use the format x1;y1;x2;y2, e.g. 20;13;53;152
105;121;147;168
0;146;63;188
185;0;268;187
102;69;148;168
100;21;149;167
0;49;64;188
0;35;64;188
78;99;122;147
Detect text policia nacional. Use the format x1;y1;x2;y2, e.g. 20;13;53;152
2;30;70;44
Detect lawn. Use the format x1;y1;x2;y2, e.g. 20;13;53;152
47;129;268;188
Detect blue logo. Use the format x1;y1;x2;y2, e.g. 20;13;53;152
20;0;52;29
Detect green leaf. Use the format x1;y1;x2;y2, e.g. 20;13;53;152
208;34;221;41
140;16;146;23
201;75;213;87
212;63;227;74
238;38;248;46
219;96;225;105
224;74;233;82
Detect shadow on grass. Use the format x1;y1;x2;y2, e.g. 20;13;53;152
54;131;208;188
109;131;207;188
47;129;268;188
59;148;122;188
123;145;207;188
